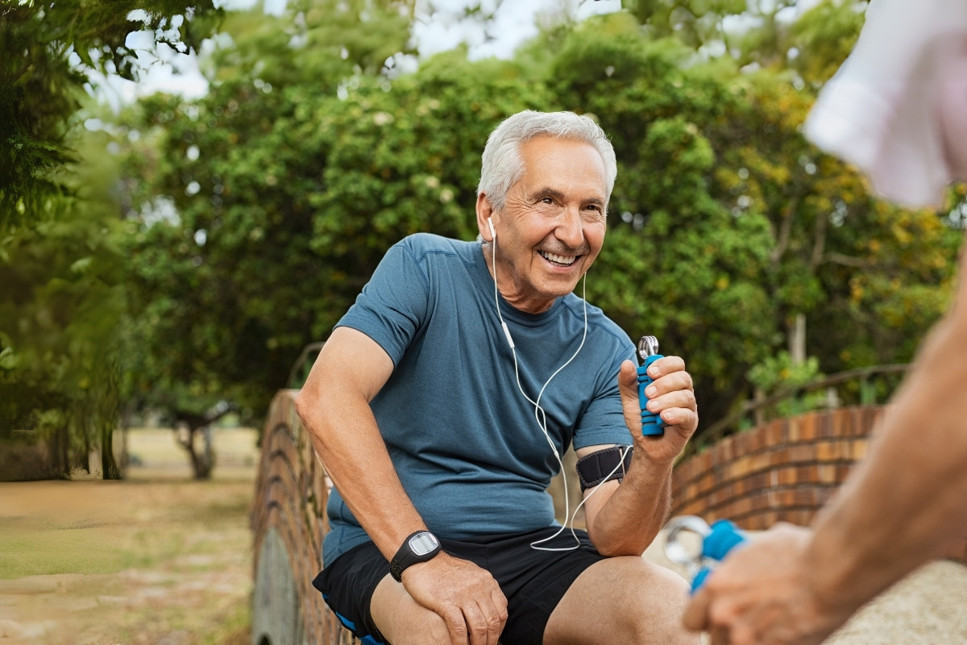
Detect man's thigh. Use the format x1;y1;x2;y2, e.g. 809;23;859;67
318;530;624;644
374;528;605;645
313;542;392;643
371;574;452;645
543;555;699;645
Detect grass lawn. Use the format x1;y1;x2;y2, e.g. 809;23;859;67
0;427;260;645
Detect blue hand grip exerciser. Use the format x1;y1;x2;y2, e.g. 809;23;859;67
637;335;664;436
664;516;747;593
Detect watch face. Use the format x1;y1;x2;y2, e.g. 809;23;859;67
408;532;440;556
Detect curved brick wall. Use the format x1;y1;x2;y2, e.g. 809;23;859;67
251;390;358;645
253;397;965;631
671;405;966;564
671;406;884;529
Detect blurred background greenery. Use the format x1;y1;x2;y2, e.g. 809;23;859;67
2;0;964;480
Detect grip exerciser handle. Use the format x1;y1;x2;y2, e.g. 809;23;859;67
664;515;747;594
636;335;664;437
637;355;664;437
691;520;747;593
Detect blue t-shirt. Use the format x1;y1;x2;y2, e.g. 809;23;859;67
323;233;635;565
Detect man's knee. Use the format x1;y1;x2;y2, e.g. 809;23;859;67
370;577;451;645
381;613;451;645
546;556;697;644
623;562;696;643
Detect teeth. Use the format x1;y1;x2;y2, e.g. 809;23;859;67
540;251;576;266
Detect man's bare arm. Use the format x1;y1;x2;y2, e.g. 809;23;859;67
295;326;425;556
294;326;507;645
684;240;967;645
580;357;698;556
805;241;967;613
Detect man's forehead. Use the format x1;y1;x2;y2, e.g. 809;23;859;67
517;138;608;193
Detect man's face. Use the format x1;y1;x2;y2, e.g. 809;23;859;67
484;135;608;314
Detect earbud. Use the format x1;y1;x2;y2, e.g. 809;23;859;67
487;217;496;240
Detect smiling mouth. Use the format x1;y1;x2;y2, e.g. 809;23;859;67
539;250;579;267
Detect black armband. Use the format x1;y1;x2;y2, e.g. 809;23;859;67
576;446;633;492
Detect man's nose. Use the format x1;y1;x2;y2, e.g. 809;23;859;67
556;206;584;247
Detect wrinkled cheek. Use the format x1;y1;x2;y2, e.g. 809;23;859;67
582;249;603;274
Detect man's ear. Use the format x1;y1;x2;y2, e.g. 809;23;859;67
476;193;496;242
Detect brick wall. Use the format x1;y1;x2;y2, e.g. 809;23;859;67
671;406;884;529
252;390;358;645
671;405;966;564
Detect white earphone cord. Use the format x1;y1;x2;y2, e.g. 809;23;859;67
489;234;624;552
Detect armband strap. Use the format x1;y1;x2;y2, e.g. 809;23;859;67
576;446;633;492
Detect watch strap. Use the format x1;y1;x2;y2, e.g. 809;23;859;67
389;530;441;582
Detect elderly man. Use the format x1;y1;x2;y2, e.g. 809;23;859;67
295;110;699;645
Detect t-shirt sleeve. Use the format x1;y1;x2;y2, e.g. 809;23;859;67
334;238;429;366
572;342;636;450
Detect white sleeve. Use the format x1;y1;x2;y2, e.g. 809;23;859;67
803;0;967;209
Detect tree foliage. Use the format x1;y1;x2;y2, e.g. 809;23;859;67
118;33;551;421
205;0;416;87
525;7;960;429
1;125;129;478
0;0;222;232
0;1;221;478
6;0;964;479
117;0;963;442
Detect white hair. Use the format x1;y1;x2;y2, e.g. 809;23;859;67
477;110;617;212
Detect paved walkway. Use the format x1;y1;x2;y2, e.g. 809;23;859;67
644;531;967;644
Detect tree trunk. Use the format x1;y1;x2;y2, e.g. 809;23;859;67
53;425;69;478
101;424;122;480
173;405;233;480
188;425;215;480
175;423;216;480
81;420;91;475
789;313;807;365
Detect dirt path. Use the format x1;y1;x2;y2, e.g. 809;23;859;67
5;427;966;644
0;428;258;645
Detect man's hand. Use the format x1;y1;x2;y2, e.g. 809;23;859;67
619;356;698;462
401;552;508;645
578;356;697;556
683;524;852;645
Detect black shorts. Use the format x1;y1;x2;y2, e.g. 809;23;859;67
312;527;606;645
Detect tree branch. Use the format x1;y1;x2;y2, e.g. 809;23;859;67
824;252;875;268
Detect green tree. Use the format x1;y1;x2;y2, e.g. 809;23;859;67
784;0;868;85
0;124;128;478
537;14;779;427
205;0;416;87
1;0;222;232
1;1;221;479
112;0;963;456
534;8;960;435
619;0;868;78
620;0;753;49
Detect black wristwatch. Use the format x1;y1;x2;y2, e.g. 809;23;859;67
389;530;442;582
